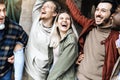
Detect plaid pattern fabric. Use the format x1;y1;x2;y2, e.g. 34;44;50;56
0;17;28;77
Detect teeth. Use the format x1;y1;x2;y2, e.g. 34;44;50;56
96;17;101;19
96;16;102;19
96;18;102;22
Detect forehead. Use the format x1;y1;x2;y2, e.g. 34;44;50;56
97;2;112;10
0;4;5;9
43;1;56;7
59;12;70;17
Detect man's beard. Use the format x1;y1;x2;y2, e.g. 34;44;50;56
97;17;111;28
0;24;5;30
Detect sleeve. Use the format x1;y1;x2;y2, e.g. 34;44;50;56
47;42;78;80
66;0;94;28
118;72;120;79
17;26;28;47
14;48;24;80
32;0;45;21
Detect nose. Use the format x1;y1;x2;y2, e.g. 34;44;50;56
95;10;101;16
63;18;67;22
41;6;44;9
0;11;5;17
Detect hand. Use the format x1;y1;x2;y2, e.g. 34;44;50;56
8;56;14;64
76;53;84;65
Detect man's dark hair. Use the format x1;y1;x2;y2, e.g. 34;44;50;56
100;0;118;14
0;0;5;4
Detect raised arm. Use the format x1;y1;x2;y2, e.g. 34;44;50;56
32;0;44;21
66;0;94;28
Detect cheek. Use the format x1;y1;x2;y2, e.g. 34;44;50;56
57;21;61;25
68;22;71;28
67;20;71;24
3;11;6;16
94;12;97;16
94;11;99;17
46;9;52;13
4;13;6;17
104;13;111;19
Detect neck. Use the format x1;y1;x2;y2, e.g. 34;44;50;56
97;24;112;29
41;19;53;28
96;26;111;33
60;31;66;40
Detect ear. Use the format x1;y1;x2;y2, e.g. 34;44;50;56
110;16;112;21
110;16;113;24
110;13;114;19
53;12;57;17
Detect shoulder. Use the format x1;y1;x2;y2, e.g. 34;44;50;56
63;32;77;45
4;17;27;36
10;20;22;30
5;18;23;31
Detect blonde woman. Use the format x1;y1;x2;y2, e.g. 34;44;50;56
47;9;78;80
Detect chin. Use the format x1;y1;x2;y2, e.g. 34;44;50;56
0;22;4;24
96;22;102;25
96;24;103;26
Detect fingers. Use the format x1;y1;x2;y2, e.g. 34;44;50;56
76;60;80;65
76;54;84;65
8;56;14;64
78;54;84;61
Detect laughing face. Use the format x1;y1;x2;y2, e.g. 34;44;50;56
0;3;6;24
57;12;71;34
111;12;120;30
40;1;56;20
94;3;112;27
